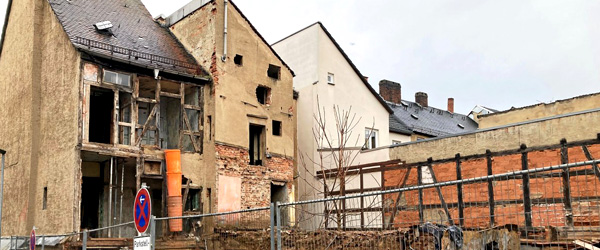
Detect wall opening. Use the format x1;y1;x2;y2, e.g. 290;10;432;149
267;64;281;80
234;54;243;66
271;182;288;225
256;86;271;105
42;187;47;210
137;102;156;145
272;120;282;136
159;96;181;149
249;124;265;166
80;161;103;232
89;86;114;144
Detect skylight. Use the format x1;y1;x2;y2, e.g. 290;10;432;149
94;21;113;31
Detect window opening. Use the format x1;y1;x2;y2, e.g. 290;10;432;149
272;120;282;136
185;189;202;211
256;86;271;105
42;187;47;210
80;161;102;233
182;85;203;152
267;64;281;79
207;115;212;141
249;124;265;165
89;86;113;144
160;97;181;149
364;129;378;149
138;77;156;99
103;70;131;87
234;54;243;66
327;73;334;85
137;102;156;145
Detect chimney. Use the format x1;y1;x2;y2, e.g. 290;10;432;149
447;98;454;113
378;80;402;104
415;92;428;107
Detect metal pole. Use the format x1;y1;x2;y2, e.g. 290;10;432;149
108;157;114;237
41;235;44;250
269;203;275;250
0;149;5;237
150;216;156;250
118;163;124;237
82;230;87;250
275;202;281;250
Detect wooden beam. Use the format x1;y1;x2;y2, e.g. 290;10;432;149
132;74;139;146
155;77;161;147
113;90;119;146
183;104;202;111
135;105;157;146
159;91;181;99
582;145;600;182
573;240;600;250
387;166;412;229
456;154;464;226
417;164;424;224
136;97;157;103
360;172;364;229
427;158;454;225
486;150;495;227
182;178;191;207
561;139;574;227
521;144;533;227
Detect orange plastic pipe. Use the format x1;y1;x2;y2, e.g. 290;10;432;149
164;149;183;231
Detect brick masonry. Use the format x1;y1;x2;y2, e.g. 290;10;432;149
216;144;294;209
383;143;600;228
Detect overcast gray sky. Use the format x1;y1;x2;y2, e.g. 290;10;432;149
1;0;598;114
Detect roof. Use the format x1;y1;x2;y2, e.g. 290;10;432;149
273;22;393;114
47;0;207;77
388;100;478;137
389;114;412;135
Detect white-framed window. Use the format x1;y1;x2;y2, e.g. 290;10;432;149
327;73;334;85
364;128;378;149
103;70;131;87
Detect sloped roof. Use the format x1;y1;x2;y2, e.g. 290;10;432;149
388;100;478;137
47;0;207;77
389;114;412;135
273;22;393;114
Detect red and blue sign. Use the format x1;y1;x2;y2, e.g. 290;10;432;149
30;228;35;250
134;188;151;234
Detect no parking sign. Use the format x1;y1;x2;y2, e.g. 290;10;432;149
134;187;151;234
30;228;35;250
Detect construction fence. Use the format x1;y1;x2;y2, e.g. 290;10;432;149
3;159;600;250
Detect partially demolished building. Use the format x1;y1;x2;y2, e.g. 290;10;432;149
0;0;296;237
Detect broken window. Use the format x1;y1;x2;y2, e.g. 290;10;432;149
256;86;271;105
159;96;181;149
181;84;203;152
137;102;157;145
267;64;281;79
249;124;265;166
89;86;114;144
234;54;243;66
119;92;132;145
272;120;282;136
185;189;202;211
103;70;131;87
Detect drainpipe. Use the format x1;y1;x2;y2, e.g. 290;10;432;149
108;157;113;237
0;149;6;237
0;0;13;59
221;0;228;62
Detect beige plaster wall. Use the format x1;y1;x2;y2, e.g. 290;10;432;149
390;110;600;164
0;0;81;235
478;93;600;129
389;132;411;144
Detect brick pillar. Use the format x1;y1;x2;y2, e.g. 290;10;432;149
379;80;401;103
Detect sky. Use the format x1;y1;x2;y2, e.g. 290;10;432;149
1;0;599;114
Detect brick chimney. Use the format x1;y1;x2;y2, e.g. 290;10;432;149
415;92;428;107
379;80;401;104
447;98;454;113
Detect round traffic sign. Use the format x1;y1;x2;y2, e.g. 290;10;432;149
30;228;35;250
134;188;152;234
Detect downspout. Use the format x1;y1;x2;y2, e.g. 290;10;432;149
0;0;13;58
221;0;228;62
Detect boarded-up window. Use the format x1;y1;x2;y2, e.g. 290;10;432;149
218;175;241;212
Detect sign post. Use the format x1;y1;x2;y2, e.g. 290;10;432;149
30;227;35;250
134;187;152;250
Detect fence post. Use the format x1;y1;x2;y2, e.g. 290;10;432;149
41;235;44;250
150;216;156;250
520;144;533;228
83;230;87;250
270;203;275;250
275;202;282;250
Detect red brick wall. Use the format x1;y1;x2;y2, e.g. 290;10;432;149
384;143;600;229
216;144;294;209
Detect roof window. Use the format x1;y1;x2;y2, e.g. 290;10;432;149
411;114;419;120
457;123;465;129
94;21;113;31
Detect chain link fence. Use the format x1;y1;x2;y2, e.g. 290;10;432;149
2;159;600;250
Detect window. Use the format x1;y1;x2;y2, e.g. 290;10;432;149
327;73;334;85
234;54;243;66
364;129;378;149
272;120;282;136
249;124;265;165
42;187;48;210
256;86;271;105
267;64;280;79
103;70;131;87
89;86;114;144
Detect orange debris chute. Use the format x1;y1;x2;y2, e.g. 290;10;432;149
165;149;183;232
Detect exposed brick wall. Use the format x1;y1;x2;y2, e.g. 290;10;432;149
216;144;294;209
384;142;600;229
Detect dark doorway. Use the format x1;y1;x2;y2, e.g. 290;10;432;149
89;87;114;144
81;162;103;234
249;124;265;165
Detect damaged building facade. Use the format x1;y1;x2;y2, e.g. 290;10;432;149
0;0;295;237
